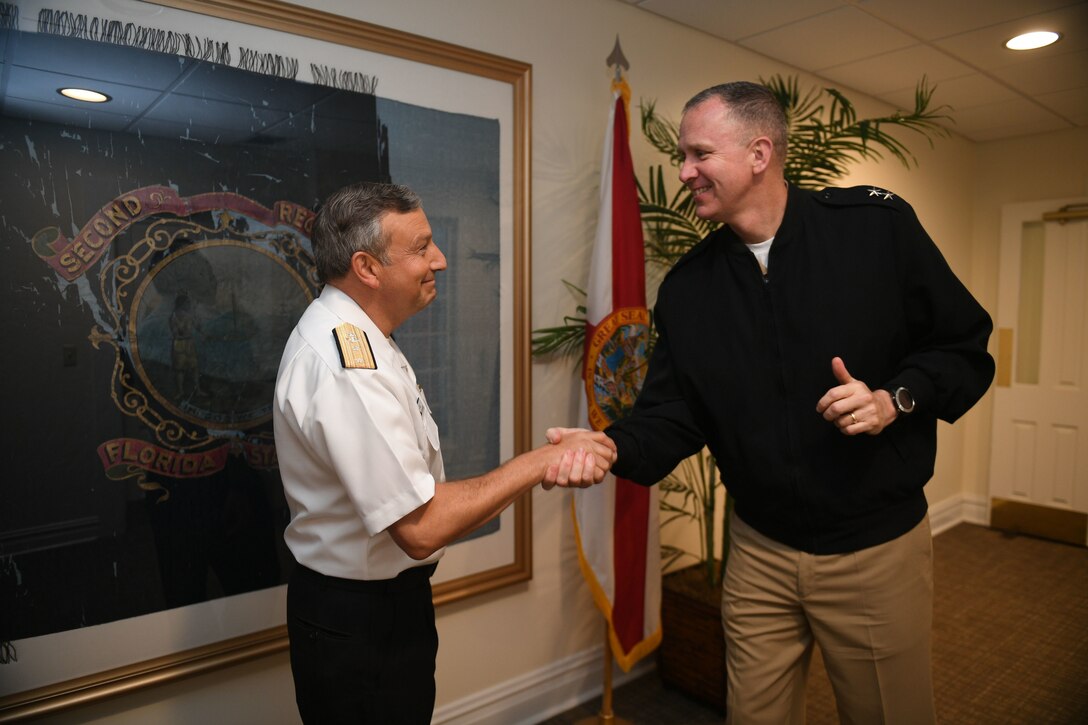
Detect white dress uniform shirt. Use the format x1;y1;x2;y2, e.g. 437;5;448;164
273;284;444;580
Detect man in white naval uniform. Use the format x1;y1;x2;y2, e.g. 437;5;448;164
274;182;615;724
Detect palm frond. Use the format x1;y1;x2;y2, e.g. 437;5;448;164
765;74;952;189
530;281;587;359
661;544;697;572
530;319;586;359
640;99;683;165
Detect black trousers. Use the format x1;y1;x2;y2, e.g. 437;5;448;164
287;562;439;724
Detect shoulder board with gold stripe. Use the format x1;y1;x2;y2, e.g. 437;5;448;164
332;323;377;370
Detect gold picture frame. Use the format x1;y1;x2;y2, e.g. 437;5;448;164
0;0;531;718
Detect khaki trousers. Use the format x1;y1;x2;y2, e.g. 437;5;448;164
722;513;936;725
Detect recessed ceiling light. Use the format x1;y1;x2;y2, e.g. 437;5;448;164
1005;31;1061;50
58;87;111;103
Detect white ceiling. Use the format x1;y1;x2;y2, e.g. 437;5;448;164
620;0;1088;142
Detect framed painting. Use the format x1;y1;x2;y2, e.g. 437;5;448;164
0;0;531;718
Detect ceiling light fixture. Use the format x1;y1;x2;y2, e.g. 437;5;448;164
58;87;111;103
1005;31;1061;50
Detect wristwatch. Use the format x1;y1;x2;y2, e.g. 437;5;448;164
887;386;915;415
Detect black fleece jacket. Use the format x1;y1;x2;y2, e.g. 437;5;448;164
606;184;994;554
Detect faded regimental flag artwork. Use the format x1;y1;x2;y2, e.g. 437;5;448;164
0;9;499;648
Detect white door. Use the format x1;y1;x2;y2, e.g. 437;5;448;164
990;197;1088;543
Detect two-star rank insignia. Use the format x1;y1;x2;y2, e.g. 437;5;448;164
818;185;905;210
333;323;377;370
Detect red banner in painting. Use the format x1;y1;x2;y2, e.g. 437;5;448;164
97;437;279;481
98;438;231;479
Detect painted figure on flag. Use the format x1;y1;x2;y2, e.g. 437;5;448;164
586;307;650;430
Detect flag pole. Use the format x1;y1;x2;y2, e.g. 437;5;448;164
573;35;651;725
574;623;631;725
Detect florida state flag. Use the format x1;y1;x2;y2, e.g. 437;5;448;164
572;80;661;671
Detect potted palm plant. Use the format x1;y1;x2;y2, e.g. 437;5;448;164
533;73;950;711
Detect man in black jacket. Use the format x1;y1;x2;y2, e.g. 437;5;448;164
555;82;993;723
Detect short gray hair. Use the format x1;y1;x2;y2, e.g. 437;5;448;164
683;81;788;165
311;182;422;283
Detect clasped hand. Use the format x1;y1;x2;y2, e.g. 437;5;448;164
538;427;617;489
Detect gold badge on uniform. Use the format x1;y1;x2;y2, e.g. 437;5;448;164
333;323;377;370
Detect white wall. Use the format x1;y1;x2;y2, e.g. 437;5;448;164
32;0;1088;722
966;127;1088;503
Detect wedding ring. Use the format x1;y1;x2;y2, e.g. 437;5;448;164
849;412;858;424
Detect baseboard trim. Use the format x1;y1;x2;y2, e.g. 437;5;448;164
929;493;988;536
433;646;654;725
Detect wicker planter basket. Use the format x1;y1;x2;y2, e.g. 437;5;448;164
658;562;727;713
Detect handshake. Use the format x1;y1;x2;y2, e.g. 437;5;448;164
536;426;617;490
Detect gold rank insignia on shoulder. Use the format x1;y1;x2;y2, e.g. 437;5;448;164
332;323;377;370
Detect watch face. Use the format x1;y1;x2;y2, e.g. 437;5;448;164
895;387;915;413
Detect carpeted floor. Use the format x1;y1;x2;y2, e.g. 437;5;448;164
538;523;1088;724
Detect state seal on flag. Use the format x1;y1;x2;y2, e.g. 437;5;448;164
585;307;650;430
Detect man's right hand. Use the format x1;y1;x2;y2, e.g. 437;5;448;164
540;427;617;489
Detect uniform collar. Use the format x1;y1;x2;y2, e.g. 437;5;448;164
776;183;807;245
718;183;805;255
318;284;400;368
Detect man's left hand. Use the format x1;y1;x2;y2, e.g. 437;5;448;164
816;357;897;436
